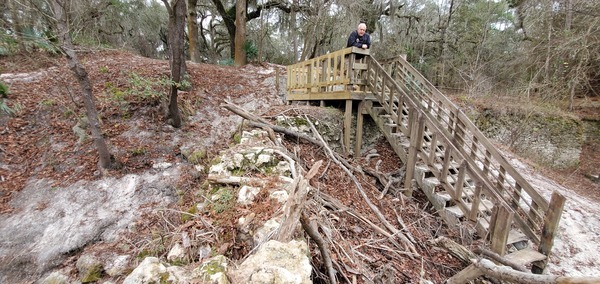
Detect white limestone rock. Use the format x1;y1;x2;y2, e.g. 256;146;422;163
167;243;186;262
237;186;262;205
123;257;167;284
229;240;311;284
105;255;131;277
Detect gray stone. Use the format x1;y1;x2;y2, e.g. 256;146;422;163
105;255;131;277
123;257;167;284
237;186;262;205
229;240;311;284
39;272;69;284
194;255;229;284
167;243;186;262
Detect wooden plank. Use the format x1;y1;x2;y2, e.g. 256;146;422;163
287;91;352;101
454;160;468;201
490;205;513;256
470;135;478;160
441;146;452;185
353;63;368;70
505;248;546;267
428;133;438;166
354;101;365;157
404;112;424;196
344;100;353;156
468;182;483;221
532;191;566;274
512;183;522;210
497;166;506;190
446;264;483;284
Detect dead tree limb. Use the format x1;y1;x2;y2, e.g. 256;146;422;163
473;247;528;272
273;160;321;242
301;212;337;284
474;258;600;284
315;192;417;258
430;236;476;265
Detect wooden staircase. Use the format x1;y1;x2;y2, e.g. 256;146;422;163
286;49;566;274
362;55;565;273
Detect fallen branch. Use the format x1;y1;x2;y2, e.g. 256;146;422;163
474;258;600;284
430;236;476;265
473;247;528;272
273;157;321;242
301;212;337;284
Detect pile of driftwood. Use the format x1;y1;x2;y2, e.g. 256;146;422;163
223;102;600;284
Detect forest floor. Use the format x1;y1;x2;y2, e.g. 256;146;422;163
0;50;599;282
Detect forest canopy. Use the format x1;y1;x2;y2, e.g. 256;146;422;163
1;0;599;108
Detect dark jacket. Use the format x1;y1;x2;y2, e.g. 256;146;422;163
347;30;371;49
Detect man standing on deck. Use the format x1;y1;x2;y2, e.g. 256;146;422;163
347;22;371;50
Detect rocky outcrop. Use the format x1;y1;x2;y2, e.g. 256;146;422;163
0;166;181;283
473;108;584;169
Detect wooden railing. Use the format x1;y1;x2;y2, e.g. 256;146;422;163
286;47;371;100
365;55;565;261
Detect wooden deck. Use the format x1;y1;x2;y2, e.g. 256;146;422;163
286;48;566;276
287;47;374;101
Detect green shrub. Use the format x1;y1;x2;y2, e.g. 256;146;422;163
243;40;258;61
0;82;8;98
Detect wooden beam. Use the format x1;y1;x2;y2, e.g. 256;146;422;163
344;100;353;156
354;101;365;157
446;264;483;284
490;205;513;256
404;113;425;196
532;191;566;274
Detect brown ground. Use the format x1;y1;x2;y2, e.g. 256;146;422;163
1;50;598;283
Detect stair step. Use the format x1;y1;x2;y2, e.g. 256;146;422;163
475;219;530;247
437;188;476;203
505;248;546;266
445;200;494;218
507;230;528;246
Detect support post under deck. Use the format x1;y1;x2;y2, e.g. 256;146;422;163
344;100;353;156
354;101;365;157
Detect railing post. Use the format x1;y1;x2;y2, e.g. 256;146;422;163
453;160;468;201
532;191;566;274
354;100;365;157
490;205;513;256
468;182;483;221
344;100;353;156
427;133;438;166
404;113;425;197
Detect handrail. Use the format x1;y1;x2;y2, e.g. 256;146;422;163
287;47;370;97
366;56;553;246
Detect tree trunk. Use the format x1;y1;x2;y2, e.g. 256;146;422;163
162;0;187;128
234;0;247;66
51;0;114;169
210;0;236;59
291;0;298;63
9;0;26;52
565;0;572;31
187;0;201;62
